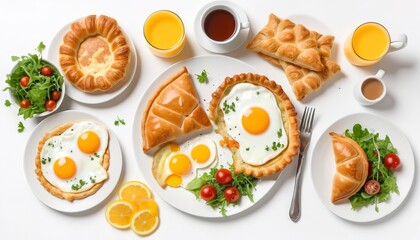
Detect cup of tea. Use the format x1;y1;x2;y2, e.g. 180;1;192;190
354;69;387;106
143;10;186;58
344;22;407;66
200;4;250;45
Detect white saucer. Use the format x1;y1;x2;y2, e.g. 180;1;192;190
194;1;250;54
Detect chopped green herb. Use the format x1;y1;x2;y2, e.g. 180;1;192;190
235;96;239;101
256;91;260;95
277;129;283;138
17;121;25;133
222;100;236;114
90;176;96;183
246;147;250;151
94;153;100;158
71;179;87;191
195;69;209;84
4;100;11;107
41;158;47;165
48;157;51;163
48;142;54;147
114;116;126;126
265;146;269;151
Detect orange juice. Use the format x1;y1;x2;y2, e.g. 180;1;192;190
144;10;185;58
344;22;390;66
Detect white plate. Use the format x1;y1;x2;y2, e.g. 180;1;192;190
24;110;123;213
311;112;415;222
194;1;250;54
133;55;284;218
47;17;137;105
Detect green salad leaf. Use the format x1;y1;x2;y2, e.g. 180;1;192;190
195;70;208;84
345;124;399;212
186;165;257;217
4;42;64;119
17;121;25;133
4;100;11;107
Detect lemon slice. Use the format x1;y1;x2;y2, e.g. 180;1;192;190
118;181;152;205
137;198;159;216
105;200;137;229
130;209;159;236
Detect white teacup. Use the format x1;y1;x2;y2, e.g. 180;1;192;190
200;4;250;45
354;69;387;106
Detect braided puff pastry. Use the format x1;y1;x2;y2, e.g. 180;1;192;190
59;15;131;92
209;73;300;177
142;67;211;153
248;14;325;72
329;132;368;204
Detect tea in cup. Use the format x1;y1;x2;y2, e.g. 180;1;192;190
344;22;407;66
354;69;386;106
143;10;186;58
201;4;250;45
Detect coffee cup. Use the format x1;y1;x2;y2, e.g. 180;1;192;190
200;4;250;45
354;69;387;106
344;22;407;66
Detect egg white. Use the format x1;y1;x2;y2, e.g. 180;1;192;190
40;121;109;192
219;83;288;166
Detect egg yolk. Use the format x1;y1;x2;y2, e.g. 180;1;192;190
242;107;270;134
191;144;211;163
78;131;100;154
165;174;183;187
169;153;191;176
53;157;76;179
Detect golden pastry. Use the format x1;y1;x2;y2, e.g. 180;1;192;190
142;66;212;153
59;15;131;92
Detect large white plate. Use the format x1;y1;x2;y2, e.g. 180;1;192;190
311;113;415;222
133;55;284;218
47;17;137;105
24;110;123;213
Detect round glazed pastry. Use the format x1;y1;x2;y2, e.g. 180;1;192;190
59;15;131;92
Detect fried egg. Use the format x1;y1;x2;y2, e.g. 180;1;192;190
219;83;288;165
40;121;109;192
153;137;217;188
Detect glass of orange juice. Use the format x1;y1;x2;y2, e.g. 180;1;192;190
143;10;186;58
344;22;407;66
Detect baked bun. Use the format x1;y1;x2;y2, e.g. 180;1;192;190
59;15;131;92
209;73;300;177
329;132;369;203
142;66;212;153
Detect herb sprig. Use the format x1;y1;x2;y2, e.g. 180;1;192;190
114;116;126;126
195;70;209;84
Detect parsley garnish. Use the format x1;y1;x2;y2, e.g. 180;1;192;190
265;146;269;151
195;70;209;84
114;116;126;126
246;147;250;151
90;176;96;183
17;121;25;133
256;91;260;95
71;179;87;191
4;100;11;107
222;100;236;114
41;158;47;165
277;129;283;138
94;153;100;158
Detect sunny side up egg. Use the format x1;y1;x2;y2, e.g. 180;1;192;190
40;121;109;192
153;137;217;188
219;83;288;166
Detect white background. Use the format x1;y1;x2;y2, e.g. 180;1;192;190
0;0;419;239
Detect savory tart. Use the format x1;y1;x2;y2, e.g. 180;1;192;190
329;132;369;203
209;73;300;177
142;66;212;153
34;121;110;201
59;15;131;92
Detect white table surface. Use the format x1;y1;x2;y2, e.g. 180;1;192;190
0;0;419;239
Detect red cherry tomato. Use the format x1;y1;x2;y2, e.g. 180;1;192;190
20;99;30;108
40;66;53;76
224;186;240;203
215;168;232;185
383;153;401;170
200;185;216;201
20;76;30;87
364;179;380;195
45;99;56;111
51;90;61;101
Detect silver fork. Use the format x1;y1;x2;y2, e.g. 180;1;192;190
289;106;315;222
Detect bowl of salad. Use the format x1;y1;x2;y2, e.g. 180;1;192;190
5;42;65;119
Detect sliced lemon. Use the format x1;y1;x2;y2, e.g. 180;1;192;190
118;181;152;205
105;200;137;229
137;198;159;216
130;209;159;236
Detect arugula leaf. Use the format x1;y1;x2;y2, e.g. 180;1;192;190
195;70;208;84
17;121;25;133
11;56;20;62
4;100;11;107
37;42;45;54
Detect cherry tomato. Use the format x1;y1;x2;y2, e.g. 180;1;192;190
20;76;30;87
40;66;53;76
384;153;401;170
364;179;380;195
200;185;217;201
215;168;232;185
45;99;56;111
51;90;61;101
20;99;30;108
223;186;240;203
